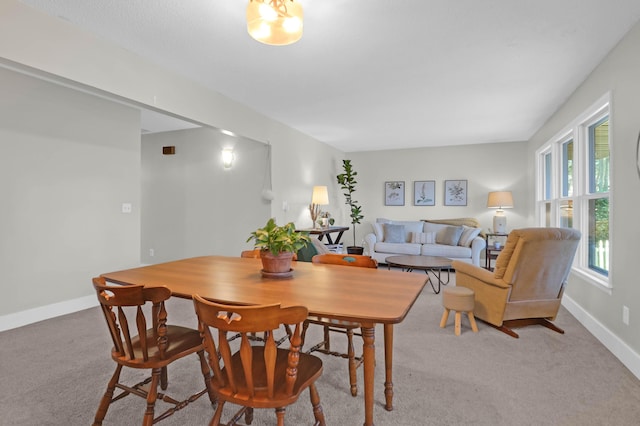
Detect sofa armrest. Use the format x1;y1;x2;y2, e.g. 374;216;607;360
363;233;377;256
469;236;486;267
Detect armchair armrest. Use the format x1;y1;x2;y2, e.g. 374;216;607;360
452;261;509;289
452;260;511;327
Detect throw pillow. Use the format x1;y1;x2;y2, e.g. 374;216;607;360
411;231;436;244
458;225;482;247
384;223;406;243
436;225;464;246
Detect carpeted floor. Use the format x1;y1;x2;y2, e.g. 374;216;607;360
2;273;640;425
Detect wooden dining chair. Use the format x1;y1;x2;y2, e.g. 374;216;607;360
91;277;214;426
240;249;262;258
242;248;298;261
193;296;326;426
302;253;378;397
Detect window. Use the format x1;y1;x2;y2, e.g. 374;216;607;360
535;94;611;288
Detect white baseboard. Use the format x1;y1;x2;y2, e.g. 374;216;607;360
562;295;640;380
0;295;98;332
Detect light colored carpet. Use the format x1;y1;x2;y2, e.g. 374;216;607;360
1;273;640;425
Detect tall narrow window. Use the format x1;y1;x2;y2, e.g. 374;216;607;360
587;118;609;276
535;95;611;288
562;139;574;197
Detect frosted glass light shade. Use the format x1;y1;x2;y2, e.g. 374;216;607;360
247;0;303;46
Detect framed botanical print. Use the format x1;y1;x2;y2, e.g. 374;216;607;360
413;180;435;206
444;180;467;206
384;181;405;206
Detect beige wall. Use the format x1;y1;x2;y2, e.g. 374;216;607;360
141;128;271;263
350;142;530;246
527;22;640;359
0;67;141;315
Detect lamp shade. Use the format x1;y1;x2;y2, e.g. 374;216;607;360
311;186;329;205
487;191;514;209
246;0;303;46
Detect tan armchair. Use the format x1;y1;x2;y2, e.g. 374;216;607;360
451;227;580;338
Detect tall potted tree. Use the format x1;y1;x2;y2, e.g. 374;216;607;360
337;159;365;255
247;218;310;277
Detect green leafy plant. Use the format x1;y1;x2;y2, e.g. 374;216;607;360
247;218;310;256
337;159;364;247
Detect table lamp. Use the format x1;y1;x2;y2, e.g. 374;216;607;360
309;186;329;228
487;191;514;234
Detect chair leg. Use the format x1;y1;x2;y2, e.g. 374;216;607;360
301;320;310;347
209;400;225;426
275;407;286;426
346;328;358;396
93;364;123;426
160;366;168;390
322;325;331;351
439;308;450;328
197;349;217;405
309;383;326;426
454;311;462;336
143;368;161;426
467;311;479;332
245;407;254;424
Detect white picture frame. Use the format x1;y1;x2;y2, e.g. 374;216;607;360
413;181;435;206
444;180;467;206
385;181;405;206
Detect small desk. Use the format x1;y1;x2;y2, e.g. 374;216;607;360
484;233;508;270
102;256;425;426
296;226;350;245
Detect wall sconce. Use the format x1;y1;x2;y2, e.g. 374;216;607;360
221;148;234;169
309;186;328;228
487;191;514;234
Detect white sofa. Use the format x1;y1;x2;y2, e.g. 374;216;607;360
364;218;486;266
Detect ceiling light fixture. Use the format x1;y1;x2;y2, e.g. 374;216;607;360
246;0;303;46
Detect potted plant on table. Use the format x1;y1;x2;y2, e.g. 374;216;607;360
247;218;310;277
337;159;365;255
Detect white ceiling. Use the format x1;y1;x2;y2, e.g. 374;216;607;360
21;0;640;152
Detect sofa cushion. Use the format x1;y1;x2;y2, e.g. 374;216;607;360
458;225;482;247
423;221;450;233
374;218;392;240
421;243;472;258
436;226;464;246
411;231;437;244
375;242;421;256
384;224;405;243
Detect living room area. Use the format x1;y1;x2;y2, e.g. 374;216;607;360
1;1;640;424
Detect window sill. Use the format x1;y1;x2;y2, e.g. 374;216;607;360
571;267;612;295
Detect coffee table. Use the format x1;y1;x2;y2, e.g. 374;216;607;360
386;255;452;294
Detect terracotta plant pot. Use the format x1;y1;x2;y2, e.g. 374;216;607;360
260;251;295;274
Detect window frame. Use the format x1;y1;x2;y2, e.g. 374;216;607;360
535;93;612;292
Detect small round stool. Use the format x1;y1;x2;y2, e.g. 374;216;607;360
440;287;478;336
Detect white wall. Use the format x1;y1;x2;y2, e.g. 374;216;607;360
527;22;640;363
0;67;141;317
0;0;343;325
349;142;530;245
141;128;271;263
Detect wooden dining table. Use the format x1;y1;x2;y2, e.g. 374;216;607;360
101;255;426;426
